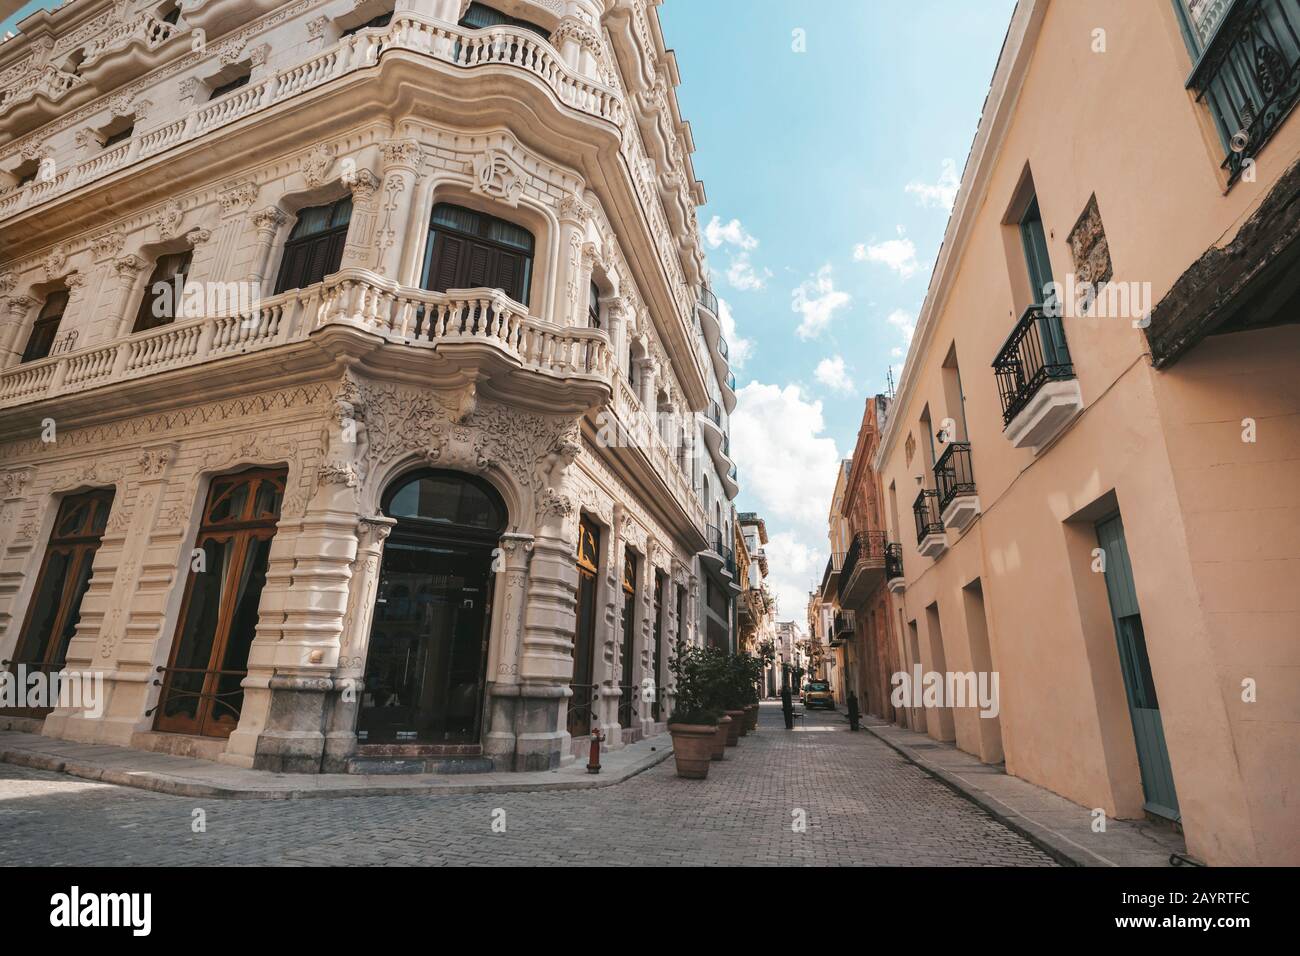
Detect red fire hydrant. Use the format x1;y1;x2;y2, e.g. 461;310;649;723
587;726;604;774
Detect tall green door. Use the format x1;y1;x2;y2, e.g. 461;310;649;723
1095;514;1180;820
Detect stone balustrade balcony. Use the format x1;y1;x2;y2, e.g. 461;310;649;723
79;11;191;90
0;268;613;417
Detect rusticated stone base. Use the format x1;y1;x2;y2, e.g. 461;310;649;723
484;682;569;772
249;675;333;773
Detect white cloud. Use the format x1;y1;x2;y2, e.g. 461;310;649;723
731;382;843;618
704;216;759;251
718;297;753;367
703;216;770;292
791;264;851;339
726;251;772;291
814;355;854;394
853;227;920;280
906;158;961;211
886;308;916;343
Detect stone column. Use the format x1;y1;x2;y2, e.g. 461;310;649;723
375;140;422;278
247;207;287;290
555;194;592;328
483;531;535;768
340;169;382;271
109;256;149;348
320;513;394;772
3;295;33;365
516;502;579;771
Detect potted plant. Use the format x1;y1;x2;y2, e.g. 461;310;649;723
666;643;720;779
744;652;764;731
721;653;749;746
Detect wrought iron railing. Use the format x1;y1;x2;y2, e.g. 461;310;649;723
885;542;904;581
618;683;640;729
934;442;977;514
1187;0;1300;182
705;400;724;428
697;285;719;316
992;304;1075;427
707;523;736;573
566;682;599;738
820;552;845;594
833;610;856;638
837;530;887;602
147;664;246;723
913;488;943;545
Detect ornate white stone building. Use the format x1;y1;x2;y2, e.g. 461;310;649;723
0;0;740;773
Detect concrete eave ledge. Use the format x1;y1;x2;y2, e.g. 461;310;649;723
862;720;1188;867
0;730;673;800
1004;378;1084;453
940;495;981;533
918;532;947;559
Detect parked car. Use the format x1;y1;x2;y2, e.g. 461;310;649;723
803;681;834;709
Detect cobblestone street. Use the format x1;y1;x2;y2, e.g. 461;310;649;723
0;705;1055;866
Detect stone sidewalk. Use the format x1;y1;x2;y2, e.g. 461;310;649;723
860;717;1189;867
0;730;671;799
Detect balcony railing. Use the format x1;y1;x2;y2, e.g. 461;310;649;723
934;442;976;515
697;285;719;316
837;530;886;603
707;523;736;574
992;305;1075;427
725;369;737;392
0;269;611;410
885;542;904;581
1;12;623;221
819;552;845;596
832;610;855;641
717;335;729;359
1187;0;1300;183
913;488;943;545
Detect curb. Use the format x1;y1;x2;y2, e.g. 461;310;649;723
860;724;1111;868
0;742;675;801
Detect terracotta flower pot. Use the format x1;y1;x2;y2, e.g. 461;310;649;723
746;704;759;731
668;723;717;779
735;706;750;737
711;716;731;760
725;710;745;745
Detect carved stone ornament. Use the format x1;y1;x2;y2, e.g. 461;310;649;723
345;168;381;202
557;193;592;228
379;139;422;169
219;180;260;212
42;244;68;280
472;149;525;207
1;470;31;499
300;142;335;188
91;231;125;259
152;198;184;240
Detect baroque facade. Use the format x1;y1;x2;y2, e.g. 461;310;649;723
0;0;741;774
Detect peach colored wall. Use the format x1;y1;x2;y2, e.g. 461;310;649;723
878;0;1298;865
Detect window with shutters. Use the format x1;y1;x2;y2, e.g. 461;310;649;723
132;251;192;333
273;196;353;295
208;70;251;100
420;203;535;306
22;290;67;363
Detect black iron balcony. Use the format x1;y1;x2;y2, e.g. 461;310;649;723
934;442;977;515
832;609;855;644
993;305;1076;428
838;530;887;604
913;488;943;546
708;523;736;574
1187;0;1300;183
698;285;719;316
885;542;904;581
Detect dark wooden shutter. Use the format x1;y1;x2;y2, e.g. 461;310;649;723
427;234;465;293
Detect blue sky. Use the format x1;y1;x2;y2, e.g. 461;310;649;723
3;0;1016;621
661;0;1016;620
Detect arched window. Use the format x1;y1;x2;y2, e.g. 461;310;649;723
22;290;67;363
383;469;506;535
274;196;353;294
421;203;534;306
133;251;192;333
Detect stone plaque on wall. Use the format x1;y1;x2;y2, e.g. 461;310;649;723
1067;193;1113;288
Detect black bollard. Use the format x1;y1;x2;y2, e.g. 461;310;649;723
846;692;860;732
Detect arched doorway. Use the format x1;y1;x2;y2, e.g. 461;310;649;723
357;469;506;745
